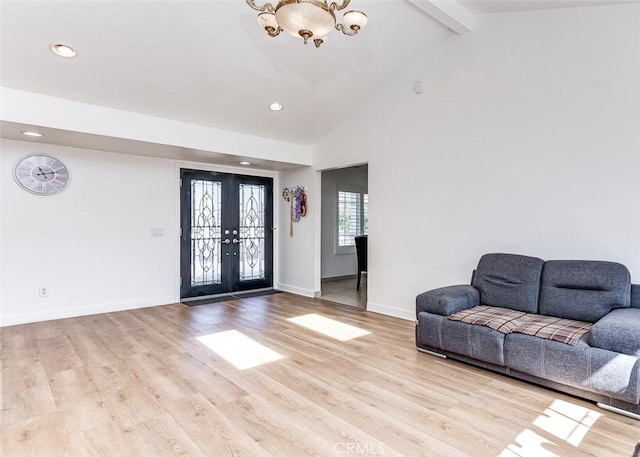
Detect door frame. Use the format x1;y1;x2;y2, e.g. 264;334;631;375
174;162;279;301
318;164;368;307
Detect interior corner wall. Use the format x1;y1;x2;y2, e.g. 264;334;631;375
0;139;179;326
276;167;319;297
313;4;640;320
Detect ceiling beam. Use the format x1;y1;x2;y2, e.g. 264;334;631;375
0;87;312;166
408;0;474;35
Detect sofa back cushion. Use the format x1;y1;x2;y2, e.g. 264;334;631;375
472;253;544;313
539;260;631;322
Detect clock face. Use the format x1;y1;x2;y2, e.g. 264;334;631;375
13;155;70;195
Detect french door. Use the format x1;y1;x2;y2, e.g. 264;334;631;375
180;169;273;298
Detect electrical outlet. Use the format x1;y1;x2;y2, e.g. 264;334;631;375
39;287;48;298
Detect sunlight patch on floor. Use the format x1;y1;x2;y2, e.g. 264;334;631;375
499;429;559;457
533;399;601;447
287;313;371;341
196;330;284;369
499;399;602;457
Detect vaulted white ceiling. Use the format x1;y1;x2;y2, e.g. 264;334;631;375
1;0;636;148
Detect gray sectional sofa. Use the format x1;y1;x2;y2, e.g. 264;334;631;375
416;253;640;419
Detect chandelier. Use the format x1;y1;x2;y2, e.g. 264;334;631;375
246;0;367;48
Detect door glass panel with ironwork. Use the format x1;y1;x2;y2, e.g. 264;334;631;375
239;183;266;281
191;179;222;287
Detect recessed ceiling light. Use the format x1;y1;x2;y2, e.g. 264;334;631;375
21;131;44;137
269;102;283;112
51;43;76;58
240;161;251;166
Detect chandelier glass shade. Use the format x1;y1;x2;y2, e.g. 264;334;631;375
247;0;367;48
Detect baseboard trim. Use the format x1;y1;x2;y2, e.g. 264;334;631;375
366;302;414;321
321;274;358;283
276;283;317;298
0;295;177;327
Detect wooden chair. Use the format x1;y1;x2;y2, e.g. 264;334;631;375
355;235;368;291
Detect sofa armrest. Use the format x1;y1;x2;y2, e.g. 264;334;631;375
631;283;640;309
589;308;640;356
416;285;479;317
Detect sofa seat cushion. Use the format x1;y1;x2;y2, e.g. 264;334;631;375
448;306;591;346
472;253;545;313
589;308;640;356
539;260;631;322
417;312;506;366
505;333;640;404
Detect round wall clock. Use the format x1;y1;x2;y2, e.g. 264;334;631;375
13;154;70;195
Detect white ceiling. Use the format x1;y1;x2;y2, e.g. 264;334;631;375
0;1;449;146
1;0;637;149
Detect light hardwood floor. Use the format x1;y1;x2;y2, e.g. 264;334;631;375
2;293;638;456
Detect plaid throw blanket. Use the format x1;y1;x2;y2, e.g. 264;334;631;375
448;305;592;346
447;305;525;333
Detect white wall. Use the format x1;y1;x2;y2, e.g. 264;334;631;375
276;167;320;297
2;5;638;325
1;139;178;325
321;166;368;278
313;4;640;320
0;139;282;326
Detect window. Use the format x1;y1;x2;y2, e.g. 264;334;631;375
337;186;368;251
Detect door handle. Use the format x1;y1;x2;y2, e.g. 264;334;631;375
232;239;239;244
222;239;231;244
